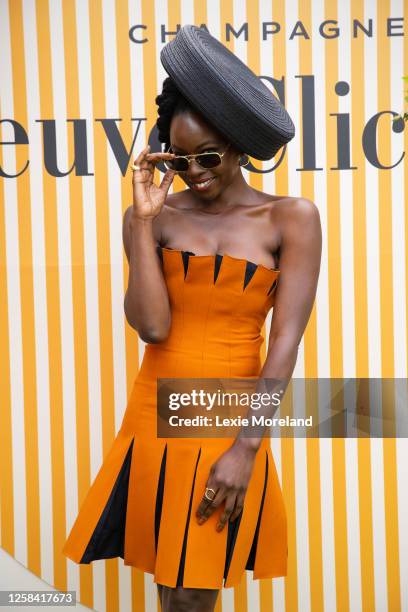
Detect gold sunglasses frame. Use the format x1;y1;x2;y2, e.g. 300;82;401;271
164;143;231;172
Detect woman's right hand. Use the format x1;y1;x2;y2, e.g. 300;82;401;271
131;145;177;221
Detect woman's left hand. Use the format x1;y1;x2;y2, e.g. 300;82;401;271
195;441;257;531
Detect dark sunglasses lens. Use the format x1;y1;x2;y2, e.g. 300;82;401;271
197;153;221;168
166;157;189;171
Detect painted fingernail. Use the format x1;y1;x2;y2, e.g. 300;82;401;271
216;523;223;531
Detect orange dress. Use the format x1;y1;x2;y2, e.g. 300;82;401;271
62;245;288;589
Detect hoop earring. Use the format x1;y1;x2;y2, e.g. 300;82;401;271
238;154;250;167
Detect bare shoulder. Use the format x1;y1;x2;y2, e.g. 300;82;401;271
269;195;319;218
268;195;320;237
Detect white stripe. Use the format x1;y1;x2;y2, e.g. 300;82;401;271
221;583;235;609
371;436;388;611
320;438;336;612
246;569;260;612
0;0;28;568
311;0;337;607
293;381;311;612
270;432;285;611
181;0;194;28
338;0;356;378
364;0;381;377
119;564;132;612
311;0;330;380
93;561;106;612
145;572;159;612
390;0;407;378
206;0;221;40
345;437;362;611
285;0;304;381
258;0;275;196
364;1;389;609
246;2;284;607
129;0;146;126
390;2;406;607
155;0;170;142
128;0;146;235
155;0;170;206
397;436;408;611
285;0;301;200
337;2;362;608
231;0;247;73
128;0;147;371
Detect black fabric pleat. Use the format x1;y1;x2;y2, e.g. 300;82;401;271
267;279;278;296
181;251;194;278
243;261;258;290
157;246;273;292
214;254;223;283
80;438;135;563
223;449;269;583
245;451;269;570
176;447;202;587
154;444;167;552
223;506;243;581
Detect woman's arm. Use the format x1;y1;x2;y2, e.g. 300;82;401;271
122;207;171;343
234;196;322;451
122;145;177;343
195;197;322;530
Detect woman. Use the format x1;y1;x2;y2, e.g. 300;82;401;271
63;25;321;612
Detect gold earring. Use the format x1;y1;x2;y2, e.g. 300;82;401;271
238;154;250;167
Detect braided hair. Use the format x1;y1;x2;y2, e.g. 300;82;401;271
155;76;200;152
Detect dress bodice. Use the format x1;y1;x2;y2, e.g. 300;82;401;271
136;246;280;380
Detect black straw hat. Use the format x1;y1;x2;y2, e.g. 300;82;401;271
160;24;295;161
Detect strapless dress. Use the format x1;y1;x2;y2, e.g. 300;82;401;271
62;245;287;589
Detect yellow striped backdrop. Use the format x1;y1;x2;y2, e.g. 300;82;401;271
0;1;407;611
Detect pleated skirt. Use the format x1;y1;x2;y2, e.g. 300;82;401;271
62;379;288;589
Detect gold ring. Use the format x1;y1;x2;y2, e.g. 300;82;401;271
131;164;141;171
204;487;216;502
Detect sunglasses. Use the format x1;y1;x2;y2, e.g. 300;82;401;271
163;143;231;172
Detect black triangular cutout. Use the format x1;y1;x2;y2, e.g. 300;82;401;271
244;261;258;290
267;279;278;295
245;451;269;570
80;438;135;563
214;254;223;283
154;443;167;552
181;250;195;278
176;447;202;587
